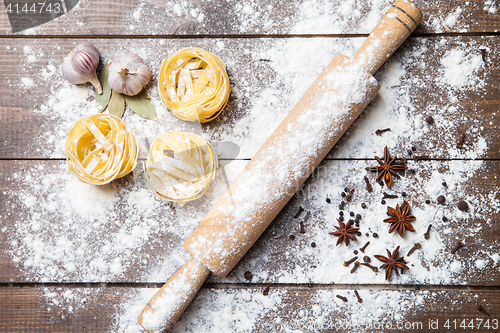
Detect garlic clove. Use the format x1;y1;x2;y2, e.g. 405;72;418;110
61;43;103;94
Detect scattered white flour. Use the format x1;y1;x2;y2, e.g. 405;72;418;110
21;77;34;87
440;49;484;88
113;287;449;333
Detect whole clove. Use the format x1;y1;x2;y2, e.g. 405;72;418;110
294;206;304;218
457;133;465;148
375;128;391;136
343;256;358;267
413;155;429;161
354;290;363;303
339;201;345;210
475;303;491;316
424;225;432;239
345;189;355;202
364;176;373;192
351;261;360;273
480;49;487;62
382;192;398;199
300;221;305;234
360;241;370;253
451;241;464;254
336;295;348;302
360;263;378;272
407;242;421;257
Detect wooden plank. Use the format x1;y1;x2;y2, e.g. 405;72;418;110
0;286;499;332
0;0;499;36
1;159;499;285
0;36;499;160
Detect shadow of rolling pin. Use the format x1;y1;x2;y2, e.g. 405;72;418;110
139;0;422;331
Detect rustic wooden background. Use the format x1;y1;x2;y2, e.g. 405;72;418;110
1;0;499;332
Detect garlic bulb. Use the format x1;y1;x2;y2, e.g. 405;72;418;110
108;52;151;96
61;43;102;94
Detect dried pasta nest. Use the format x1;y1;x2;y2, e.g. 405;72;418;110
159;47;231;123
65;114;139;185
145;131;219;205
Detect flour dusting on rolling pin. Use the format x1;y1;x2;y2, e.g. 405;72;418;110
139;0;423;331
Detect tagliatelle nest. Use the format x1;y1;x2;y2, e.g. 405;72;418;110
65;114;139;185
145;131;219;205
159;47;231;123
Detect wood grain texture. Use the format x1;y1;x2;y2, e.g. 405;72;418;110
0;36;499;160
0;0;499;36
1;159;499;285
0;286;499;332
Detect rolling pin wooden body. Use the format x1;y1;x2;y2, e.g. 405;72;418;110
139;1;422;331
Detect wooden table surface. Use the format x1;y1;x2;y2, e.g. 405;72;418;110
1;0;499;332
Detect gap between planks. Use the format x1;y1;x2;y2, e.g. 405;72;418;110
1;282;499;291
0;32;500;40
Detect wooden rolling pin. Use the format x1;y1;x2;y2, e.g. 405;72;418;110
139;1;422;331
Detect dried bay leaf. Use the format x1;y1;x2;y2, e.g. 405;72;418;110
124;89;157;120
108;90;125;118
96;64;112;112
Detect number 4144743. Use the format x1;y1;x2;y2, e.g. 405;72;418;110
5;2;63;14
444;319;498;330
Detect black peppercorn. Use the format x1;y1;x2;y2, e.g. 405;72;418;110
339;216;344;222
442;181;447;187
458;200;469;211
373;233;379;238
289;235;295;240
361;203;367;209
339;211;344;216
353;250;358;255
401;192;407;197
356;214;362;220
244;271;253;280
344;187;349;193
442;216;448;222
381;200;386;205
437;195;446;204
411;146;417;152
363;256;371;263
311;242;316;248
341;192;346;198
350;212;355;217
326;197;331;203
425;199;431;204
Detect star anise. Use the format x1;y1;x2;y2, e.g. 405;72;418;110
329;219;359;246
374;246;410;280
384;201;416;237
365;146;407;188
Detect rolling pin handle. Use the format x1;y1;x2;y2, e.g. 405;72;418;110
138;257;210;332
353;0;423;75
